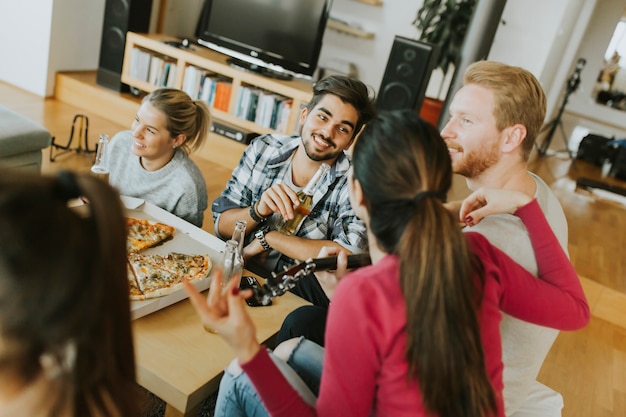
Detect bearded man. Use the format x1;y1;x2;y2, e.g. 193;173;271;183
441;60;572;417
212;75;376;307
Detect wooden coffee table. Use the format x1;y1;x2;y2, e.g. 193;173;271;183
121;197;310;416
132;280;309;417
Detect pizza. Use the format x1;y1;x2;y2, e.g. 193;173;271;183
127;252;212;300
125;216;212;300
126;217;175;253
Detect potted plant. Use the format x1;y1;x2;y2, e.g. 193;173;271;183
413;0;477;125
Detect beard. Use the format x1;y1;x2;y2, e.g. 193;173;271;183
302;134;343;162
452;141;500;179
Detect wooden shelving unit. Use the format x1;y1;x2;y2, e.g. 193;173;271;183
326;19;375;39
121;32;313;137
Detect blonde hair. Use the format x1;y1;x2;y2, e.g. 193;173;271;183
463;61;546;160
144;88;212;154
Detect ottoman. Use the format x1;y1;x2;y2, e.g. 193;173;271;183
0;105;52;172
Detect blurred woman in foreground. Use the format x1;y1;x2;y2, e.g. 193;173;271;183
0;170;141;417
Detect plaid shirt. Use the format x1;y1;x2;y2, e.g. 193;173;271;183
212;134;368;270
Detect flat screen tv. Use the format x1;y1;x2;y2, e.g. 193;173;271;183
195;0;331;80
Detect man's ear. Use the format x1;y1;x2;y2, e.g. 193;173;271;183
299;106;308;128
350;179;367;220
501;124;526;153
353;178;364;202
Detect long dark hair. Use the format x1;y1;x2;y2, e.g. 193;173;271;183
352;110;496;417
0;170;141;416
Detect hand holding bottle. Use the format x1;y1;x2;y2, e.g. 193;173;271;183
276;163;330;235
253;183;301;222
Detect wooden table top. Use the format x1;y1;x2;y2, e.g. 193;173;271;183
132;282;310;415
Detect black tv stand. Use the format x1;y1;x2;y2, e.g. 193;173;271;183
226;58;293;81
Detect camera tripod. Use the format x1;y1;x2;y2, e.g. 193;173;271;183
536;58;586;158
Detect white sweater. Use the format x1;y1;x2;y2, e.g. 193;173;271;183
464;172;569;415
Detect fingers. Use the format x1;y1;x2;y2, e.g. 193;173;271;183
459;188;533;226
459;192;487;225
183;279;218;325
183;272;253;335
258;184;299;220
317;246;340;258
336;250;348;274
207;269;224;305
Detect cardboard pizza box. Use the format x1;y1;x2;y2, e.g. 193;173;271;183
121;196;226;319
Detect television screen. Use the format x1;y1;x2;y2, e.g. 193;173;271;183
196;0;331;80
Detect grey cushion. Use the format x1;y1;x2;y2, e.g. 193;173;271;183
0;105;51;157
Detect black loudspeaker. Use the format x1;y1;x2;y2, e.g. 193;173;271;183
97;0;153;91
376;36;440;113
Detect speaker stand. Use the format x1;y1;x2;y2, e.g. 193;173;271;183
535;58;586;161
535;111;573;160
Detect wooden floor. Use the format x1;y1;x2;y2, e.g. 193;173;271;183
1;75;625;417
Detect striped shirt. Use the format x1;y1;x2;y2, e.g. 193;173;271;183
212;134;367;271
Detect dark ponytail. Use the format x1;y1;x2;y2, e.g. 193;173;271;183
352;110;496;417
0;169;141;417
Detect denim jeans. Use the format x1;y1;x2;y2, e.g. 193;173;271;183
213;338;323;416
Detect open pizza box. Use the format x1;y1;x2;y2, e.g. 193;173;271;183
121;196;226;320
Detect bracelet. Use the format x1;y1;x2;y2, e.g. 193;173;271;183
254;228;272;250
249;201;267;223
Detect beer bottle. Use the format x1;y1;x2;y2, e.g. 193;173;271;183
276;163;330;235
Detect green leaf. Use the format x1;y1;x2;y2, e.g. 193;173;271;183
413;0;477;79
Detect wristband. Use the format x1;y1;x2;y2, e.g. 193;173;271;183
249;201;267;223
254;227;272;250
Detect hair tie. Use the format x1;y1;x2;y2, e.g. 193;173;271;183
55;171;82;200
412;190;440;206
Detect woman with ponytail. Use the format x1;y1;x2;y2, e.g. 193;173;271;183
106;88;210;227
184;109;589;417
0;169;143;416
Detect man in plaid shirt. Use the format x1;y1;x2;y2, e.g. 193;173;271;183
212;75;376;309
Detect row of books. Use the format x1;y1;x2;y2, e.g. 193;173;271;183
129;52;295;134
234;86;293;133
129;47;177;88
182;65;232;113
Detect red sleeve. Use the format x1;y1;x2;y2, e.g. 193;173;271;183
241;348;317;417
314;276;382;416
242;271;384;417
473;199;590;330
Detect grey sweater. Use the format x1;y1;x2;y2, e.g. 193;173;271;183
464;172;568;415
105;131;208;227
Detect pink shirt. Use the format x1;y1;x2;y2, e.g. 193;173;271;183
242;200;589;417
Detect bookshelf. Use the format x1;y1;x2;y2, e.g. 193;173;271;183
120;32;313;137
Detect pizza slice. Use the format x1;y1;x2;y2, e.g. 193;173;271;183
126;217;175;253
128;252;212;299
127;262;145;301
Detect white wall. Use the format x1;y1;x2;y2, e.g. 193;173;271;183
567;0;626;135
0;0;612;134
0;2;54;96
157;0;584;108
0;0;106;97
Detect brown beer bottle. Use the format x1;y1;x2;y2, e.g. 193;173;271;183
276;163;330;235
